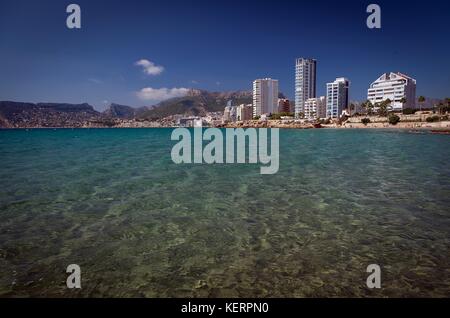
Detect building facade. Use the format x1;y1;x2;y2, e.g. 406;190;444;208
367;72;416;111
295;58;316;118
278;98;291;113
253;78;279;117
304;96;326;120
326;77;350;119
237;104;253;121
223;105;237;122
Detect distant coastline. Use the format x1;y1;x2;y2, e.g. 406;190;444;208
1;98;449;131
1;121;450;132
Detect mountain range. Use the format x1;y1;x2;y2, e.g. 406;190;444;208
0;90;253;128
138;89;253;120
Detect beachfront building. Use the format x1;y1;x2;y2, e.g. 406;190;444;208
253;78;279;117
295;58;316;118
304;96;326;120
278;98;291;113
367;72;416;111
326;77;350;119
178;116;201;127
237;104;253;121
223;105;237;122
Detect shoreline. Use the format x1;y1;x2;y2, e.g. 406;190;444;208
1;124;450;133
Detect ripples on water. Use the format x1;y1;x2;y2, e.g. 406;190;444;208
0;128;449;297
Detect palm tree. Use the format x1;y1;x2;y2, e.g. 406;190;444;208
400;97;407;107
385;98;392;111
378;100;388;117
349;103;356;116
437;102;444;115
418;96;426;111
361;100;373;116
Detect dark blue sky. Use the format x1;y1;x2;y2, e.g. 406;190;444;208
0;0;449;110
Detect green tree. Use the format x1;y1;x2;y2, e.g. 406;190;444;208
436;102;444;115
348;103;356;116
403;108;416;115
426;115;440;123
378;99;390;116
361;118;371;125
418;96;426;111
388;113;400;125
366;101;374;116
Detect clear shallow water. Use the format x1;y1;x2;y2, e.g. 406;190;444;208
0;128;449;297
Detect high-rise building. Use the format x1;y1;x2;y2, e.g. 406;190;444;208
253;78;279;117
326;77;350;119
367;72;416;111
295;58;316;118
304;96;326;120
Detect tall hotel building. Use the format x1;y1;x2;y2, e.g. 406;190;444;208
367;72;416;111
253;78;279;117
326;77;349;119
295;58;316;118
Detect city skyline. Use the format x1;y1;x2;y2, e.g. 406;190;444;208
0;0;449;111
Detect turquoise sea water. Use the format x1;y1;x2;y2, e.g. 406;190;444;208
0;128;449;297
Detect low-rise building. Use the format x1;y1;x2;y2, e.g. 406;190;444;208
367;72;416;111
278;98;291;113
304;96;326;120
237;104;253;121
223;105;238;122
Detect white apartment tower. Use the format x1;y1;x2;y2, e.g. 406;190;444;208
304;96;326;120
326;77;350;119
295;58;316;118
367;72;416;111
253;78;279;117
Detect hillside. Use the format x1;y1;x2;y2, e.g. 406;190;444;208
0;101;104;128
103;103;149;119
138;89;253;120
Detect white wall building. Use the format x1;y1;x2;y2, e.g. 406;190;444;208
237;104;253;121
304;96;326;120
223;105;238;122
326;77;350;119
253;78;278;117
367;72;416;111
295;58;316;118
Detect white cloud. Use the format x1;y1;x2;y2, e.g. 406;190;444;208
135;59;164;76
88;78;103;84
136;87;189;101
